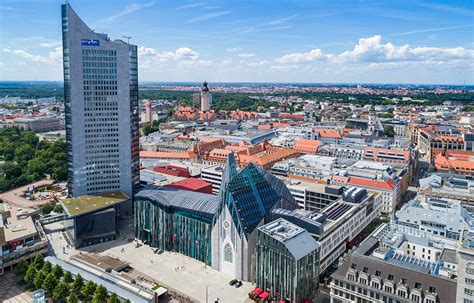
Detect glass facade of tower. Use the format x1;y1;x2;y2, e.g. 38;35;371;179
61;4;138;209
256;229;320;302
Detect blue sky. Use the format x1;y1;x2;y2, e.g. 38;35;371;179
0;0;473;84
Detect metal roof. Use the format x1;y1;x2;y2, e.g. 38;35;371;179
258;218;319;261
135;185;219;219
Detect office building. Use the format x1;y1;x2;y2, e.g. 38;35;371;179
61;4;139;212
61;191;129;248
256;218;320;302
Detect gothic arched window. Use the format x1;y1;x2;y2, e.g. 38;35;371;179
224;243;233;263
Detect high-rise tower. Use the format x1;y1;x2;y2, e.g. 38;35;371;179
200;81;212;112
61;4;139;212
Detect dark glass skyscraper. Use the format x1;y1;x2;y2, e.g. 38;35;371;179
61;4;139;212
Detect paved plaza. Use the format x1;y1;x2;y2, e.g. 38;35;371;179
0;272;32;303
0;179;54;208
44;221;254;303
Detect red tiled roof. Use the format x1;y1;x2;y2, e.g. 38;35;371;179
313;128;342;139
347;176;397;190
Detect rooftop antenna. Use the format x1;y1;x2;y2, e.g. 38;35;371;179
122;35;132;44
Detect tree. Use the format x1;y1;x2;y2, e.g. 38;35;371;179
20;131;39;147
63;271;73;284
14;144;35;164
123;299;131;303
1;162;22;182
385;125;395;137
33;270;47;290
67;293;79;303
33;254;44;270
53;204;64;213
82;280;97;298
92;285;108;303
52;264;64;279
41;261;52;274
43;273;58;295
72;273;84;291
15;258;29;276
53;282;70;302
24;263;37;284
41;203;54;215
26;158;47;180
107;293;120;303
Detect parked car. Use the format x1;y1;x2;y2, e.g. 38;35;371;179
157;249;164;254
234;281;242;288
229;279;238;286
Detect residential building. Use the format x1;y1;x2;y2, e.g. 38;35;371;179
201;165;225;194
330;224;457;303
294;139;321;154
330;193;474;303
419;173;474;212
62;4;139;209
418;129;465;162
434;150;474;175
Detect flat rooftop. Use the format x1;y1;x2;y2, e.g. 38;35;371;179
61;191;129;217
1;203;38;243
259;217;305;241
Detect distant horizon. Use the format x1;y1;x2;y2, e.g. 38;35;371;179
0;80;473;88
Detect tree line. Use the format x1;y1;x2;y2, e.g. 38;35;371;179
16;254;127;303
0;127;67;193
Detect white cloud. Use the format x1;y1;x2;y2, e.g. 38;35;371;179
238;53;256;58
276;35;474;65
335;35;473;63
139;46;199;61
277;49;328;63
6;47;62;64
39;41;61;48
138;46;200;70
227;47;242;52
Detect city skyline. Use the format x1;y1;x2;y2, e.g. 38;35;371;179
0;0;473;84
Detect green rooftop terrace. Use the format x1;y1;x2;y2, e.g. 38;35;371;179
61;191;129;217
